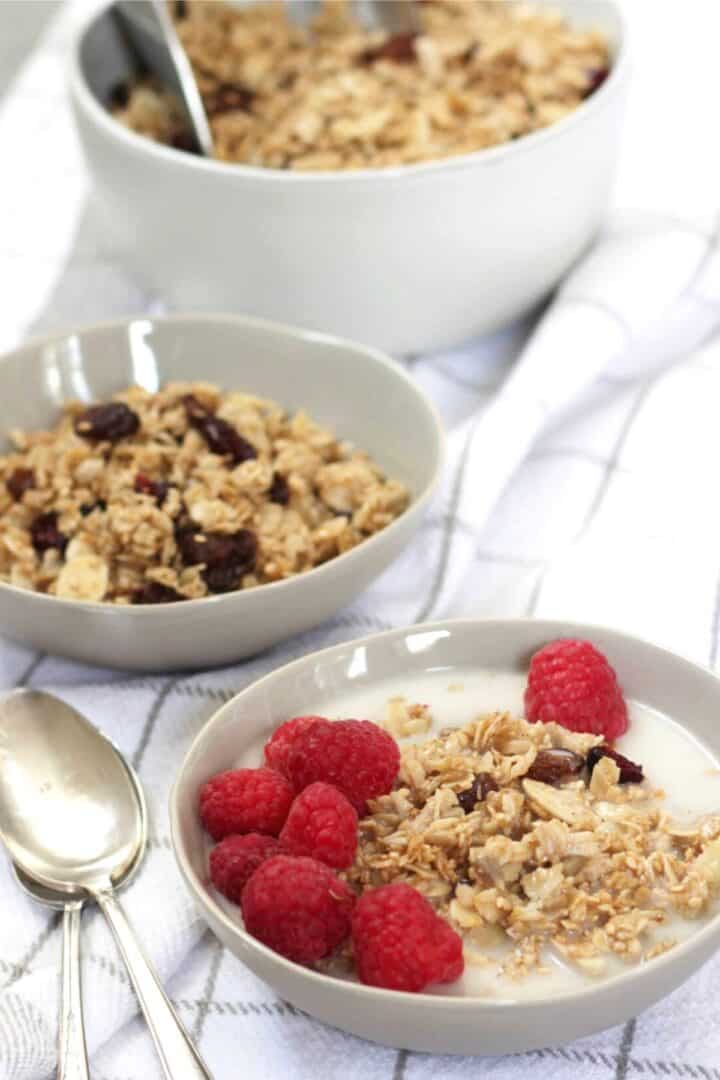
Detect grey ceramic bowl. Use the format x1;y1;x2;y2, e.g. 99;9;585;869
171;618;720;1054
0;315;442;670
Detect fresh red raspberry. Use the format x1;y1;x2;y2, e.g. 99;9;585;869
287;719;400;813
199;767;293;840
241;855;354;964
351;883;464;992
263;715;322;778
279;782;358;868
209;834;282;904
525;638;628;741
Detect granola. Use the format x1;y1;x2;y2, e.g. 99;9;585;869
112;0;610;170
345;709;720;978
0;382;408;603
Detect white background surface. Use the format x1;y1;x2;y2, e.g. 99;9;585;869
3;3;720;1080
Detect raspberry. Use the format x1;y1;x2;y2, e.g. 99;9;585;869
280;782;357;868
287;719;400;813
351;883;464;992
199;767;293;840
264;716;323;778
241;855;354;964
209;834;282;904
525;638;628;741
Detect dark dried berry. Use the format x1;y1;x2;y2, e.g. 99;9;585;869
108;82;129;109
30;512;67;554
457;773;498;813
74;402;140;443
170;130;198;153
6;468;35;500
182;395;257;464
134;473;169;505
174;0;187;18
79;499;107;516
527;748;585;784
269;472;290;505
132;582;183;604
585;66;610;96
362;32;418;64
175;524;257;592
587;745;644;784
205;83;254;116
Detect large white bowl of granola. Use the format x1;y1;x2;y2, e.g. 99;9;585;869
171;619;720;1054
0;315;442;670
69;0;629;354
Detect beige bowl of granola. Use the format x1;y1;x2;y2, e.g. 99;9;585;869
69;0;629;354
0;315;441;670
171;618;720;1054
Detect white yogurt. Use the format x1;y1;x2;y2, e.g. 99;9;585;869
224;668;720;1000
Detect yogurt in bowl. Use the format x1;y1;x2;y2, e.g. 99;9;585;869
171;619;720;1054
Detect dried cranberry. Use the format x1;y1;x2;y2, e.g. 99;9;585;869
182;395;257;464
587;745;644;784
30;512;67;554
585;66;610;96
175;524;257;592
170;130;198;154
6;468;35;500
457;773;498;813
134;474;169;505
80;499;107;516
527;748;585;784
205;83;254;116
132;582;183;604
269;472;290;505
108;82;129;109
74;402;140;443
362;32;418;64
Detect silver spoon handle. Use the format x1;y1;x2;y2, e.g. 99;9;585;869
96;892;212;1079
58;901;90;1080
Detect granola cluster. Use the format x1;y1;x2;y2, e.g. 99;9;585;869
112;0;610;171
345;708;720;979
0;382;408;603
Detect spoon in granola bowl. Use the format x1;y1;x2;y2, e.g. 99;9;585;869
0;690;211;1080
113;0;213;155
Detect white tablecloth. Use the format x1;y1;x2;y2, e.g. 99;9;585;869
2;3;720;1079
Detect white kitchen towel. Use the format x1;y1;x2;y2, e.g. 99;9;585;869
3;4;720;1080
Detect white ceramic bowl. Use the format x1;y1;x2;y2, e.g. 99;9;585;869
69;2;629;355
0;315;442;671
171;618;720;1055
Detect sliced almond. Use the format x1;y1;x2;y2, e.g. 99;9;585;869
522;778;598;829
56;554;109;602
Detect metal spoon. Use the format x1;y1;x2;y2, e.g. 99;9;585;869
113;0;213;156
0;690;211;1080
13;867;89;1080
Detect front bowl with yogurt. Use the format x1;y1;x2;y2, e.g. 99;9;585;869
171;619;720;1054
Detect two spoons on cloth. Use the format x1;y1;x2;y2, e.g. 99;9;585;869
0;690;211;1080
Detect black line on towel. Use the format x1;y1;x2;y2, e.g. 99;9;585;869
131;675;180;770
392;1049;409;1080
190;937;224;1044
525;377;657;616
616;1018;638;1080
13;651;45;687
0;912;61;991
416;412;484;623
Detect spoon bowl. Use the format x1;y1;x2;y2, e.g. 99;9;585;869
0;690;144;895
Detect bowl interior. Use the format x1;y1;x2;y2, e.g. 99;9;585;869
77;0;625;167
0;315;440;498
172;617;720;1004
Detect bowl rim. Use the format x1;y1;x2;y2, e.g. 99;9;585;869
69;0;629;186
0;311;444;614
170;615;720;1012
